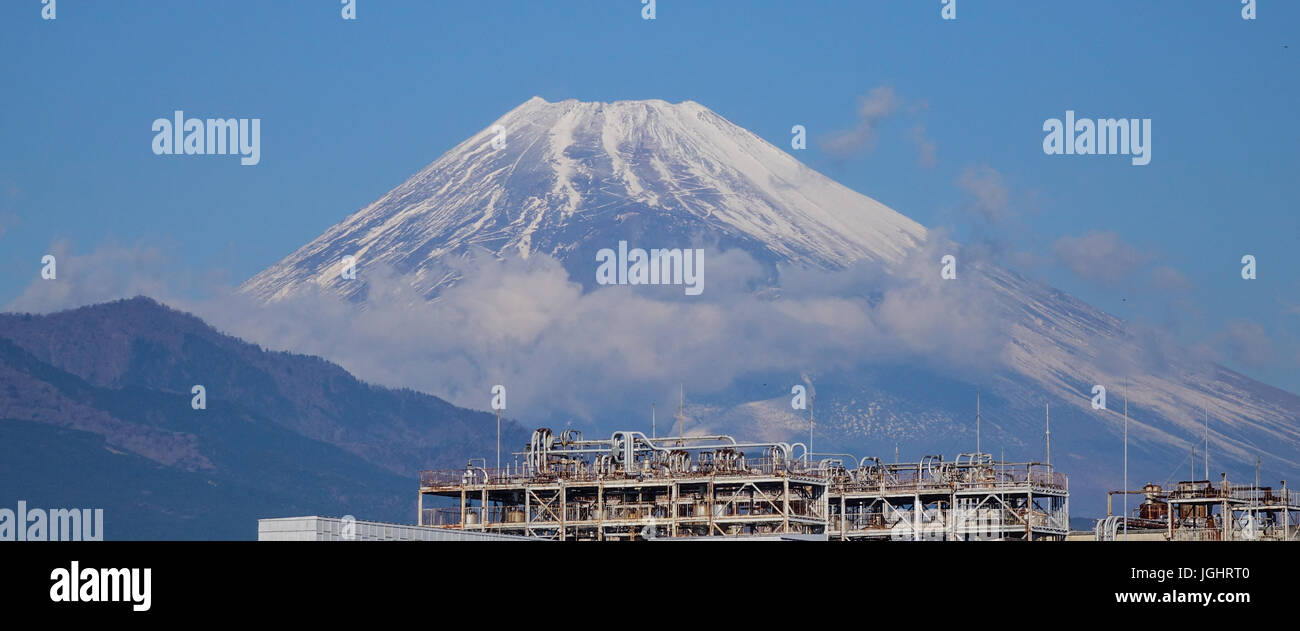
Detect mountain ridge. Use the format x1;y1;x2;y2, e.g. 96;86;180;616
0;296;528;538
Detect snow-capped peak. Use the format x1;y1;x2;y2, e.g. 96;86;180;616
240;97;926;301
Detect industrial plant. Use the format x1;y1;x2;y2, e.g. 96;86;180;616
259;421;1300;542
417;427;1070;541
259;393;1297;543
1098;477;1299;541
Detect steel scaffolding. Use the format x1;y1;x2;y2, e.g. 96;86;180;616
1102;478;1300;541
418;427;1069;541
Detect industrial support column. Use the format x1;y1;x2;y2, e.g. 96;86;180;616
559;483;567;541
1284;481;1291;541
821;485;829;538
840;494;846;541
1063;495;1070;537
782;478;790;534
708;480;716;536
951;497;958;539
1028;490;1033;541
913;495;921;542
670;483;678;538
1222;474;1230;541
1168;498;1174;540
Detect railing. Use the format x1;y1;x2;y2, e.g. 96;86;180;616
425;506;542;528
420;460;827;489
831;507;1066;538
831;514;888;532
419;462;1068;496
1027;468;1069;490
421;468;522;487
1226;485;1299;506
424;507;470;527
425;495;836;529
1171;527;1222;542
1161;484;1300;507
966;466;1067;491
1169;485;1220;500
832;467;1067;494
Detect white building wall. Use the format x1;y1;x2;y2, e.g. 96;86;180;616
257;516;540;541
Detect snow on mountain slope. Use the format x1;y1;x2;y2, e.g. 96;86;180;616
697;260;1300;476
979;263;1298;469
240;97;926;301
237;97;1298;513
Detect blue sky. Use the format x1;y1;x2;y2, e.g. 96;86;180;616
0;0;1296;392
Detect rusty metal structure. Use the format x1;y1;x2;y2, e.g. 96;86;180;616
418;427;1069;540
1099;477;1300;541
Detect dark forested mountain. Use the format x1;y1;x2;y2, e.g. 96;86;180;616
0;297;524;539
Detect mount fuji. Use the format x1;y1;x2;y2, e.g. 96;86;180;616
240;97;924;301
239;97;1300;518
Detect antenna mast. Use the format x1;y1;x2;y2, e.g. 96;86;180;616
976;391;981;456
652;404;656;439
1045;403;1051;466
1256;455;1262;507
1123;380;1128;541
677;384;685;445
809;393;815;463
1204;405;1209;481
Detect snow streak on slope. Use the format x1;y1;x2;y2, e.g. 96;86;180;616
240;97;926;301
979;264;1300;469
728;260;1300;472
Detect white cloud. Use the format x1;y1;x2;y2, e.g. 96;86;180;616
1053;230;1153;286
910;124;937;168
1148;265;1192;293
4;240;179;314
2;237;1014;425
956;165;1011;223
819;87;900;158
1221;319;1275;369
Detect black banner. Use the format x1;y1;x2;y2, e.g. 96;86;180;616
0;541;1289;620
